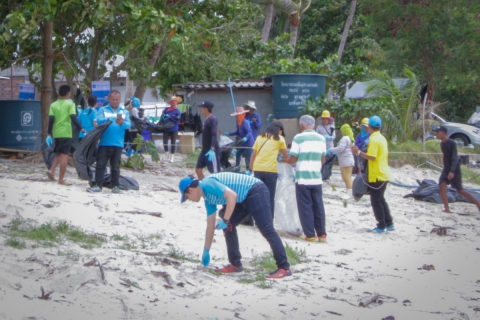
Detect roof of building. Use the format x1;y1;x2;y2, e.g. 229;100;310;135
173;79;272;90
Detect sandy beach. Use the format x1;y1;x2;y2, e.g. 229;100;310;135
0;155;479;320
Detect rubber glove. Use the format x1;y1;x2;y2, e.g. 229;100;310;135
326;149;331;155
216;219;228;230
365;139;370;145
201;248;210;267
224;132;230;136
46;136;53;147
205;149;216;162
277;155;283;162
245;170;252;176
325;136;333;141
231;149;237;155
241;137;247;142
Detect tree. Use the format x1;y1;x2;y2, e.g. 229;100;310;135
251;0;299;42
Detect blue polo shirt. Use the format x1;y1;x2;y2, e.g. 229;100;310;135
200;172;260;216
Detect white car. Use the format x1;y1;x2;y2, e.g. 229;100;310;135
431;112;480;147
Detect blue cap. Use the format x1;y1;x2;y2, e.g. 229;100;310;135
179;177;196;203
369;116;382;128
131;97;141;108
433;125;447;133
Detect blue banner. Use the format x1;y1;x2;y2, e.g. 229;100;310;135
18;83;35;99
92;81;110;107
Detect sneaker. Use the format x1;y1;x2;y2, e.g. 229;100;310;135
265;268;292;279
111;186;121;194
214;264;244;276
87;185;102;193
299;235;318;242
318;235;327;242
386;224;395;231
367;227;386;233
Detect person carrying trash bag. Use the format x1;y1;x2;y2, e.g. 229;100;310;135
328;124;355;198
179;172;292;279
351;115;393;233
224;106;254;171
250;121;288;219
160;95;182;162
316;110;336;181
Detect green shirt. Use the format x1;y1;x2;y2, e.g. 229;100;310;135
49;99;76;138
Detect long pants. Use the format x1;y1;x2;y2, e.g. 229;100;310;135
94;146;122;188
235;147;252;170
295;183;326;238
253;171;278;218
224;183;290;270
369;181;393;229
340;166;353;189
163;131;178;154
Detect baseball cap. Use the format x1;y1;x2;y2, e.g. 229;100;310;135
271;121;286;137
432;125;447;133
369;116;382;129
199;101;214;111
179;176;196;203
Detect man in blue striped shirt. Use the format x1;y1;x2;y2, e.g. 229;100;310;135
179;172;292;279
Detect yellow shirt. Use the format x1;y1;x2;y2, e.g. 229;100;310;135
252;135;287;173
366;131;390;182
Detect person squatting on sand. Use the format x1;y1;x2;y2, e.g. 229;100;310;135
282;115;328;243
351;116;393;233
179;172;292;279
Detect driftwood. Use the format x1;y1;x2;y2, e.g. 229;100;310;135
151;271;174;286
38;286;53;300
359;292;379;307
115;210;162;218
97;261;107;284
119;298;130;320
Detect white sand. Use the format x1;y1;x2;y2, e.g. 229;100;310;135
0;156;479;320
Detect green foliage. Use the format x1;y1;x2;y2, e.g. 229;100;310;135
121;135;159;170
5;238;26;249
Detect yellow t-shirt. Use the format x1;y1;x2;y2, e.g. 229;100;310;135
252;135;287;173
366;131;390;182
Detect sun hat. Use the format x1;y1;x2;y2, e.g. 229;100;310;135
179;176;196;203
231;106;247;116
167;95;183;104
244;101;256;110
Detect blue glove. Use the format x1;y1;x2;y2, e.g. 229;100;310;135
241;137;247;143
224;132;230;136
325;136;333;141
46;136;53;146
277;155;283;162
365;139;370;144
231;149;237;155
202;248;210;267
216;219;228;230
326;149;331;155
205;149;216;162
245;170;252;175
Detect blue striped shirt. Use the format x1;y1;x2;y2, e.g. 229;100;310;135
200;172;260;216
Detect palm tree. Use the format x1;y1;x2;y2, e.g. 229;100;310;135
288;0;312;50
251;0;299;42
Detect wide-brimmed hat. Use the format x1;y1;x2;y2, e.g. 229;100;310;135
231;106;246;116
167;95;183;104
244;101;256;110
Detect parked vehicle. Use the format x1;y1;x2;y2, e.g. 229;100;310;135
431;112;480;146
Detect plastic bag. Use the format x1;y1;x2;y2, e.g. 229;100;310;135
352;173;370;201
274;163;303;236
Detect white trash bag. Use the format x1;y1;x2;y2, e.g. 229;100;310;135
274;163;303;236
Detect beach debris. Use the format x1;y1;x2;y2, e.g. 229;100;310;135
83;258;97;267
473;307;480;313
157;257;181;266
359;292;379;307
234;313;246;320
382;316;395;320
120;278;143;290
149;298;159;303
115;210;162;218
41;203;54;208
38;286;53;300
326;311;342;316
152;184;177;193
421;264;435;271
97;261;107;284
335;249;352;255
151;271;174;286
403;299;411;306
119;298;130;320
430;227;447;236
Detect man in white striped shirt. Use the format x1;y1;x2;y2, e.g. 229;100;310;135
282;115;327;242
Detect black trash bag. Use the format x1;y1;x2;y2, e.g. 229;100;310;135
219;143;234;169
352;173;370;201
90;174;139;190
73;122;111;180
218;204;254;227
42;141;56;170
147;121;174;133
403;179;480;204
321;153;336;181
222;166;241;173
131;117;147;132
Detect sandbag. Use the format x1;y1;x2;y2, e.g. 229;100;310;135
274;163;303;236
352;173;370;201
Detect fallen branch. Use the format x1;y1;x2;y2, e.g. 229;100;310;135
96;261;107;284
324;295;357;307
359;292;379;307
38;286;53;300
115;210;162;218
120;298;130;320
151;271;174;286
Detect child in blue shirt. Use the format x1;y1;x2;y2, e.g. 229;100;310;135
179;172;292;279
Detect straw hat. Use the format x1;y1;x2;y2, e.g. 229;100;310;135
167;95;183;104
230;106;247;116
244;101;256;110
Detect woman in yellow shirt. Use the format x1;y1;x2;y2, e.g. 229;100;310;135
250;121;289;219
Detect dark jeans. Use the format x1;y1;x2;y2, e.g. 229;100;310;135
295;183;326;238
253;171;278;219
94;146;123;188
235;147;252;170
369;181;392;229
224;183;290;270
163;131;178;154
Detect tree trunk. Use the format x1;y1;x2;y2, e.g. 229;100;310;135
289;12;301;57
133;43;163;100
124;71;135;100
261;1;274;43
337;0;357;62
40;20;54;138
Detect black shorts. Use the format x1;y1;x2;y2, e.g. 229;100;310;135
53;138;73;155
439;170;463;190
196;150;220;174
